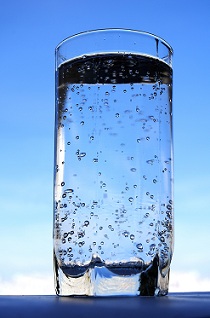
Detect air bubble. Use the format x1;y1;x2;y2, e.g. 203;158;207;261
151;204;155;211
137;139;141;143
84;220;89;226
61;182;65;187
80;121;84;125
130;234;135;240
79;152;86;158
130;168;136;172
128;197;134;202
136;243;143;251
146;159;154;165
123;231;129;237
153;179;157;184
65;188;74;194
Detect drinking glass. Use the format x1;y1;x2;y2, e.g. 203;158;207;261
53;29;173;296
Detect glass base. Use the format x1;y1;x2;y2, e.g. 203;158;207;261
54;256;169;296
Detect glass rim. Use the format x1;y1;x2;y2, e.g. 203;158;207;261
55;28;173;55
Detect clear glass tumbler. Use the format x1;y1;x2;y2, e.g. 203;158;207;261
53;29;173;296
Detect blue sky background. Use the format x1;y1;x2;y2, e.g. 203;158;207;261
0;0;210;294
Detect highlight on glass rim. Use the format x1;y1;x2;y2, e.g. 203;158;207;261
53;28;173;296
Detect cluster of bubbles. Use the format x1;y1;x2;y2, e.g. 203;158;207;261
54;184;173;268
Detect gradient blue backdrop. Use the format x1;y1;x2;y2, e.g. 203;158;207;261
0;0;210;293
